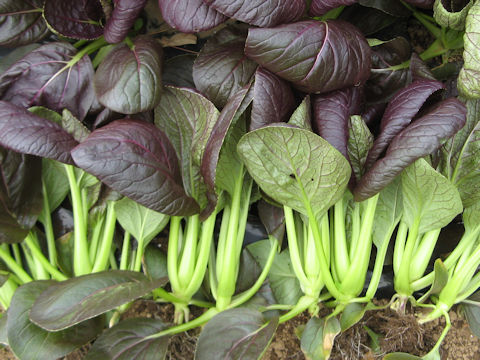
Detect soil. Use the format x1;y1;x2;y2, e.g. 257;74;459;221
3;299;474;360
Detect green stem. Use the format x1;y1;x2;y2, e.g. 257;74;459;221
177;215;200;288
119;231;131;270
284;206;310;287
410;229;441;281
167;216;182;292
333;198;350;281
0;246;32;284
183;211;216;297
41;181;57;266
92;201;117;273
24;233;67;281
11;244;22;268
216;173;244;310
349;201;360;261
65;165;91;275
278;296;316;324
89;217;105;264
393;221;408;275
395;218;421;296
230;237;278;308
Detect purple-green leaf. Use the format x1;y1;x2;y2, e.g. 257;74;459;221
7;281;103;360
85;318;170;360
250;67;295;131
0;101;78;164
29;271;167;331
310;0;357;16
312;86;362;160
354;98;466;201
43;0;104;40
159;0;227;33
193;28;257;109
201;85;252;213
365;79;445;169
0;42;95;120
195;308;278;360
94;35;163;114
155;86;220;209
104;0;147;43
71;119;200;216
300;317;341;360
245;20;371;94
203;0;305;27
0;0;49;46
0;148;42;243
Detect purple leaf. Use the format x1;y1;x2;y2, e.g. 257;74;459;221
71;119;200;216
245;20;371;94
0;148;42;243
159;0;227;33
0;42;95;120
94;36;163;114
0;0;49;47
365;79;445;169
366;37;412;104
43;0;104;40
310;0;357;16
312;86;362;160
354;98;466;201
104;0;147;43
250;67;296;131
193;28;257;109
203;0;305;27
0;101;78;164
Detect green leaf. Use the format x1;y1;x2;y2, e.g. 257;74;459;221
143;245;168;280
288;95;312;130
7;281;103;360
440;98;480;207
383;353;422;360
39;158;69;222
61;109;90;142
29;271;167;331
247;240;302;305
154;86;220;208
0;314;7;346
237;125;351;222
55;232;74;277
340;303;372;331
115;197;169;247
464;292;480;338
195;308;278;360
373;178;403;249
463;201;480;233
434;0;473;31
401;158;463;234
85;318;170;360
348;115;374;181
300;316;340;360
420;259;449;300
458;2;480;98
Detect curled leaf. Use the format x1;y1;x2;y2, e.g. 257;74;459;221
245;20;371;94
104;0;147;43
433;0;474;30
94;36;163;114
458;2;480;98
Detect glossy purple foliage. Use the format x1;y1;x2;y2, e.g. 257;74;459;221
104;0;148;43
71;119;200;216
159;0;227;33
245;20;371;94
309;0;357;16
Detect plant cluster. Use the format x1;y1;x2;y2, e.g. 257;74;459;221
0;0;480;359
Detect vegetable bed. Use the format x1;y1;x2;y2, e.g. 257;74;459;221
1;0;480;359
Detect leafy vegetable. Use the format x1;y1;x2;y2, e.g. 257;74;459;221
94;36;163;114
0;0;48;46
245;20;371;94
103;0;147;43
